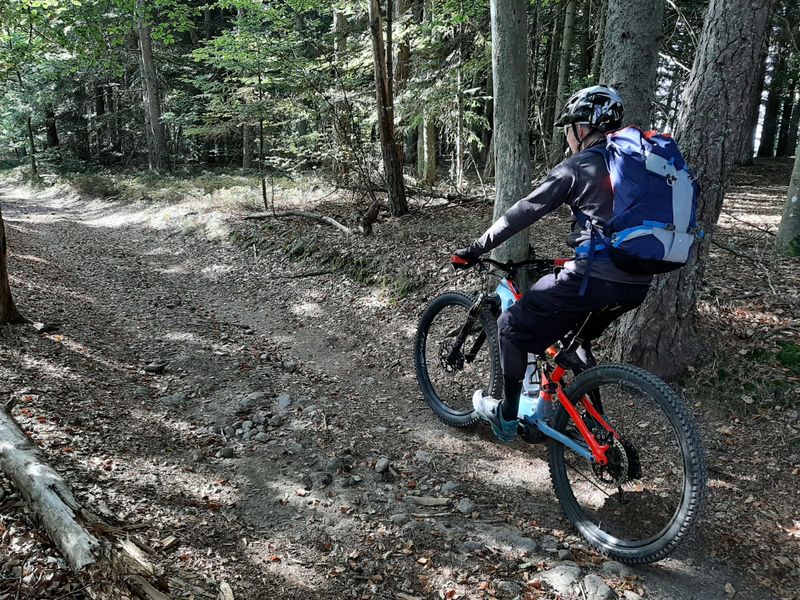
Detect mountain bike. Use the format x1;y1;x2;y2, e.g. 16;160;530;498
414;257;706;564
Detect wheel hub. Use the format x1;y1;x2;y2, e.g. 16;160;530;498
438;341;464;372
593;438;630;487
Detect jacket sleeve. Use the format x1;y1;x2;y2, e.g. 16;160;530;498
467;162;576;256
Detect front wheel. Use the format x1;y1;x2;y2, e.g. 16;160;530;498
548;364;706;564
414;292;503;427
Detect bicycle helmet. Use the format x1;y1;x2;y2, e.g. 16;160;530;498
555;85;624;132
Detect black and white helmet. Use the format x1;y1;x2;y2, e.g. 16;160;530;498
555;85;624;132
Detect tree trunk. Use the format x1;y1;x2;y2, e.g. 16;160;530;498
550;0;577;165
369;0;408;216
0;207;24;324
776;79;797;157
542;8;563;139
738;45;769;166
242;121;253;169
776;137;800;255
416;0;437;185
490;0;531;275
25;116;37;178
757;31;788;158
590;0;607;82
45;104;60;149
95;82;106;156
578;0;592;79
454;25;465;191
612;0;772;379
136;0;168;171
332;9;352;182
601;0;664;129
786;95;800;157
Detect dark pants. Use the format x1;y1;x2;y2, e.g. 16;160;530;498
496;269;649;420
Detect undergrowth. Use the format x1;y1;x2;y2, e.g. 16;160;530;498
230;224;422;301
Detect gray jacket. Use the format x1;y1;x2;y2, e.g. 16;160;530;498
468;140;652;285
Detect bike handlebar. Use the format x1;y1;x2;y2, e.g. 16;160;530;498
477;257;570;274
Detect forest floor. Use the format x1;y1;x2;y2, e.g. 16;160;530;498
0;159;798;600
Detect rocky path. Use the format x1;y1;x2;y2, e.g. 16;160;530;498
0;181;780;600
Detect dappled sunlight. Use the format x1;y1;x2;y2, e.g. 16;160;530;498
9;273;97;305
358;288;392;309
13;253;49;264
42;332;135;374
0;346;82;382
290;301;324;318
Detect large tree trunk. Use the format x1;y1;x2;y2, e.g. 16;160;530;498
490;0;531;276
612;0;772;378
600;0;664;129
369;0;408;216
0;207;25;324
776;137;800;255
550;0;577;164
136;0;168;171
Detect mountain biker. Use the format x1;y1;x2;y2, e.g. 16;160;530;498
450;85;653;443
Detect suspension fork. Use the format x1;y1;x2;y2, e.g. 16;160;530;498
445;293;486;366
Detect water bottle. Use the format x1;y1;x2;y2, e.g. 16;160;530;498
518;354;543;423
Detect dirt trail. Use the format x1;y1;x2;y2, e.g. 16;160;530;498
0;180;782;599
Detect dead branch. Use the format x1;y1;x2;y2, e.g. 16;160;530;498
245;210;353;235
720;208;777;236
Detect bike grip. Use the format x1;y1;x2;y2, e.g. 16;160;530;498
554;258;569;267
450;254;469;265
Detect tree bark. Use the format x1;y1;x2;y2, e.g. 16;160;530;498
490;0;531;276
612;0;772;378
600;0;665;129
0;207;24;324
550;0;577;164
136;0;168;171
776;137;800;255
369;0;408;216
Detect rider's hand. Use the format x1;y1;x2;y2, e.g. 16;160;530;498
450;247;479;270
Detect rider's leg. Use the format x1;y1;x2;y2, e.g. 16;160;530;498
500;337;527;421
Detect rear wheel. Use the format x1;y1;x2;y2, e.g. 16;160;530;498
414;292;502;427
548;364;706;564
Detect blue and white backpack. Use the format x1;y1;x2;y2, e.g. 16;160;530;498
576;127;702;285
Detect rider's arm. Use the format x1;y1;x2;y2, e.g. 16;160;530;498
466;163;576;257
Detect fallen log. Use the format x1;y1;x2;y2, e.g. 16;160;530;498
244;210;353;235
0;405;169;598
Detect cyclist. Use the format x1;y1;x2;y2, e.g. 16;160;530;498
451;85;653;443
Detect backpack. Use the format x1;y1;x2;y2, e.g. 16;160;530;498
575;127;702;290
